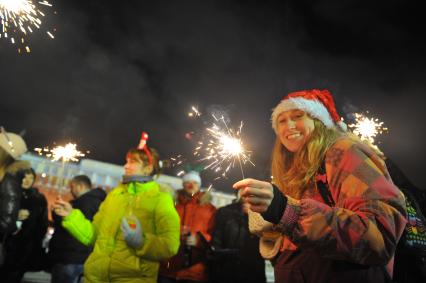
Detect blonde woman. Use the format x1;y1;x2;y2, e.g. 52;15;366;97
234;89;407;283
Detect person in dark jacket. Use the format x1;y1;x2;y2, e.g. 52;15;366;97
0;129;30;272
0;129;29;237
385;158;426;283
0;167;49;282
209;193;266;283
48;175;106;283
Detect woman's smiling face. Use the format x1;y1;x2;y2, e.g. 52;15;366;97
276;109;315;152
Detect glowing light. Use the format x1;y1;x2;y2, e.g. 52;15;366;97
34;143;87;193
348;112;388;146
50;143;85;162
194;114;254;179
177;170;185;177
168;154;185;167
34;143;86;162
188;106;201;118
0;0;54;53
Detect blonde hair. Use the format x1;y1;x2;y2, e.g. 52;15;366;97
271;119;384;198
271;120;341;198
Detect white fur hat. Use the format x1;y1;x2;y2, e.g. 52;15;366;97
182;171;202;186
0;129;28;159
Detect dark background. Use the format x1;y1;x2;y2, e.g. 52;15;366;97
1;0;425;192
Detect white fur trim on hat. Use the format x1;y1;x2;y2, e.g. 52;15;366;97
271;97;335;132
0;132;27;159
337;120;348;131
182;171;202;186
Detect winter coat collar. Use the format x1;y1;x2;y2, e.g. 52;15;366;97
122;175;153;184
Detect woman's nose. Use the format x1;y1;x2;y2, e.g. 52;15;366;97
287;119;296;129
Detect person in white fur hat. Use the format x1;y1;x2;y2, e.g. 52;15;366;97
159;169;216;283
233;89;407;283
182;171;202;195
0;128;31;267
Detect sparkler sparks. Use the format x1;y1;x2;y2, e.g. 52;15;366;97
34;142;86;193
169;154;185;167
0;0;55;53
50;143;85;162
177;170;185;177
348;112;388;146
194;114;254;179
188;106;201;118
34;143;86;162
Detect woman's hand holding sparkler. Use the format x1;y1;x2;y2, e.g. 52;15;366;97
233;178;274;213
52;197;73;217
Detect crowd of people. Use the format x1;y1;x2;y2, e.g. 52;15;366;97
1;89;424;283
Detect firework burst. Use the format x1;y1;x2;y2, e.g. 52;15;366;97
348;112;388;146
0;0;54;53
194;114;254;179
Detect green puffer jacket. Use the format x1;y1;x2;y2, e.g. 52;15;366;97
62;181;180;283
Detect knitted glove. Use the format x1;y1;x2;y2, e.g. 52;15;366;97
121;216;143;249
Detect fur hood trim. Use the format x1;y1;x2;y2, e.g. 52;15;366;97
6;160;32;175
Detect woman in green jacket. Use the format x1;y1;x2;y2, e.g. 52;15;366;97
53;135;180;283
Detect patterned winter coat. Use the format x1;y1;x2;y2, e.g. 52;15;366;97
261;137;407;283
62;180;180;283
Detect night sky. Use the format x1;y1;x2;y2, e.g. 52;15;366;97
1;0;425;192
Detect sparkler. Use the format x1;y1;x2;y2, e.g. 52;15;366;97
194;114;254;179
0;0;54;53
35;143;86;162
49;143;85;162
34;143;86;194
348;112;388;147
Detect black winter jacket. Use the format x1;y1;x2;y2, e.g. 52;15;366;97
0;174;23;236
210;201;266;283
48;188;106;264
3;187;48;270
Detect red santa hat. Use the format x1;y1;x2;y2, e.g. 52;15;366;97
271;89;347;133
